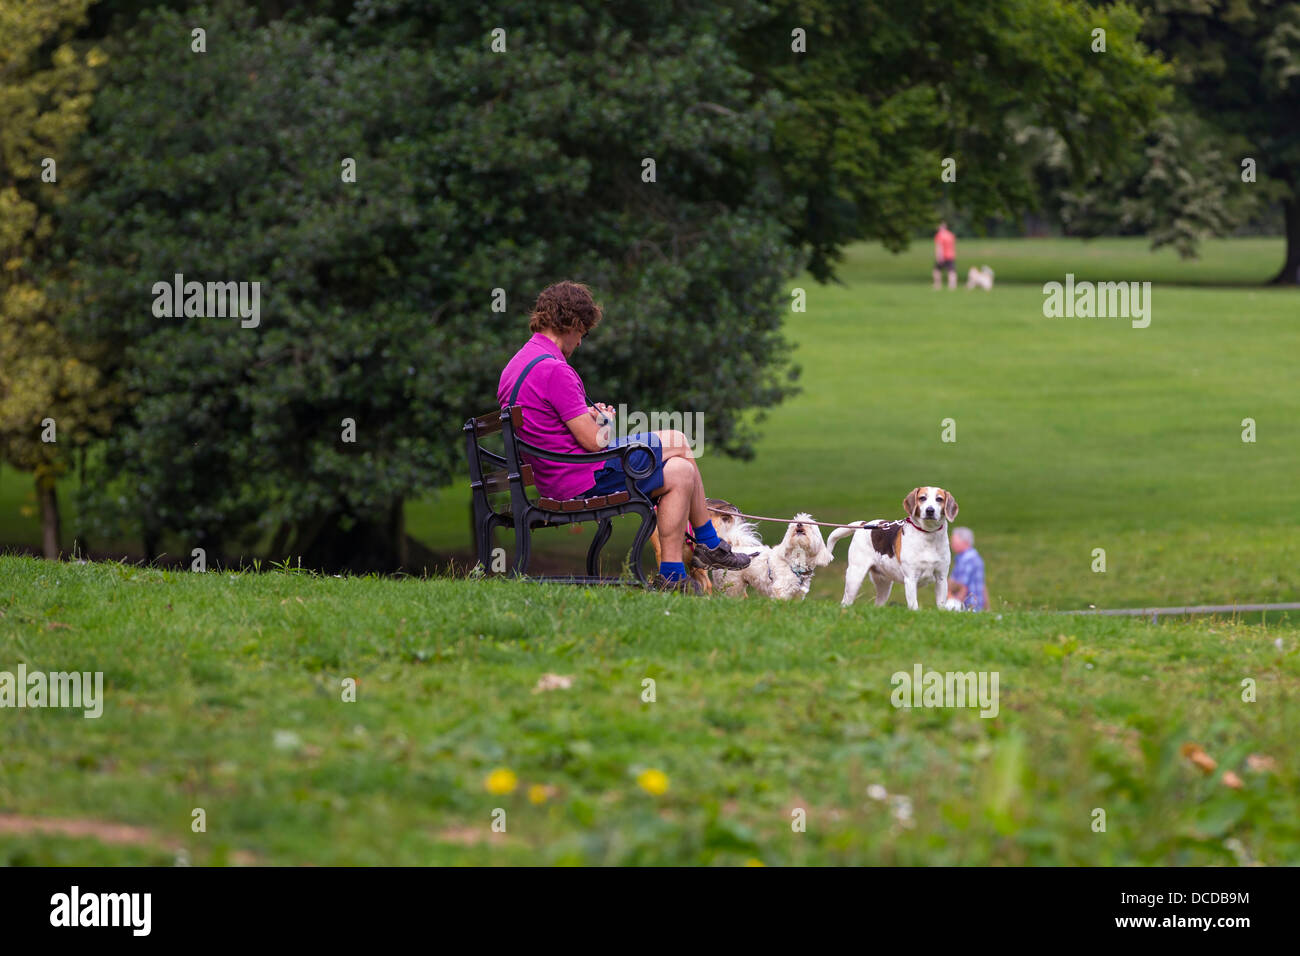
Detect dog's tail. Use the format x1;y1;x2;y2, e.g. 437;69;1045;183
826;520;871;556
713;515;763;552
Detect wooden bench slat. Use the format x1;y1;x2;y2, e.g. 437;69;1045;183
533;490;630;513
482;464;533;494
470;408;522;435
471;411;504;435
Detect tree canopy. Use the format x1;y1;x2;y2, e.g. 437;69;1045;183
0;0;113;557
60;1;803;567
1137;0;1300;282
737;0;1169;279
50;0;1186;567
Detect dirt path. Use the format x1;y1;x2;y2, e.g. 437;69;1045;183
0;813;258;864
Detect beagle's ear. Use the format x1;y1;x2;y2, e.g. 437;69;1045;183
944;491;959;520
903;488;920;517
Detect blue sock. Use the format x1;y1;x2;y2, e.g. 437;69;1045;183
659;561;687;582
693;520;721;549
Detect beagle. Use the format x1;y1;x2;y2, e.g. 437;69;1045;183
826;486;964;610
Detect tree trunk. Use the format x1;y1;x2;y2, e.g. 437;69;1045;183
1271;197;1300;285
291;499;408;573
38;475;60;559
392;498;409;568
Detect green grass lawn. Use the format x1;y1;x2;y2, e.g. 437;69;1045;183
2;557;1296;865
5;239;1294;867
409;236;1298;609
0;465;38;551
4;237;1297;609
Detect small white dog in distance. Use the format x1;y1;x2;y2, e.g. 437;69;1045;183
966;265;994;290
826;486;965;611
706;502;832;600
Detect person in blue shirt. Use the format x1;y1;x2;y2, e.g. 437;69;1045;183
948;526;987;611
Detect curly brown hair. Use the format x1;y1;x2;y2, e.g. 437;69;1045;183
528;281;603;337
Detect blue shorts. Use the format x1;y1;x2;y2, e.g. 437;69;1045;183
584;432;664;497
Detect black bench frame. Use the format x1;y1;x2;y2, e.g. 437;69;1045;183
464;404;658;585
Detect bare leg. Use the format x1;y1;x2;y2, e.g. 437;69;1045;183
933;268;941;290
654;428;695;461
654;429;708;528
649;457;695;563
948;268;957;290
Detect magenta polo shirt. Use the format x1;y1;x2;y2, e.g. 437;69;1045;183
497;333;602;501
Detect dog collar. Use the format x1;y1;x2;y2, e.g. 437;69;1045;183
906;517;946;534
768;563;813;583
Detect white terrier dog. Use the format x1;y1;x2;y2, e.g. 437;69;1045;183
965;265;994;290
706;503;833;600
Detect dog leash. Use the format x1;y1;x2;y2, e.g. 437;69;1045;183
723;512;951;534
721;511;901;532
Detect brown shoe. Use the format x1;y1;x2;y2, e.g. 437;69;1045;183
692;539;753;571
649;574;702;594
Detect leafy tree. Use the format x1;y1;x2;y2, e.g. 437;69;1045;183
733;0;1170;279
48;0;1184;570
0;0;113;557
1134;0;1300;283
1022;110;1262;257
59;1;802;569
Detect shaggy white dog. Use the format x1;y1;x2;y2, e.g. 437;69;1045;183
966;265;995;290
707;511;833;600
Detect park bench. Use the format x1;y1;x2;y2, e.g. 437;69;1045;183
463;404;658;585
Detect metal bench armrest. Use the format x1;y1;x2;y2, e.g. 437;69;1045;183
514;439;656;480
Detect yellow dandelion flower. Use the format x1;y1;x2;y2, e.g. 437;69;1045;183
637;769;669;796
484;768;517;794
528;784;550;804
744;858;765;867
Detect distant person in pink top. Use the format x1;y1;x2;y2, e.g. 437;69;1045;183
933;221;957;290
497;281;750;591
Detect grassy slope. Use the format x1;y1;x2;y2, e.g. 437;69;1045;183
1;556;1297;865
3;238;1296;608
409;237;1299;608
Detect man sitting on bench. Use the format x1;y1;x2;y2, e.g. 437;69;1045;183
498;281;751;592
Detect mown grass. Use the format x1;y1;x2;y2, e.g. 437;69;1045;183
409;237;1300;609
4;237;1296;608
2;556;1297;865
